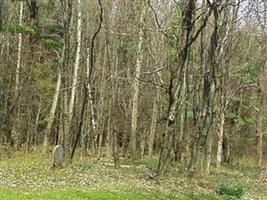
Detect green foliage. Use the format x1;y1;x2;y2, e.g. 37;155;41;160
249;91;258;106
42;24;64;37
226;111;237;120
168;41;178;58
217;182;245;199
30;59;58;102
119;38;137;56
41;38;63;49
3;23;35;34
166;4;183;59
17;24;35;34
241;116;257;127
240;73;253;84
230;95;241;102
186;110;194;119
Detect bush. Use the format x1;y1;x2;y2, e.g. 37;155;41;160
217;182;245;199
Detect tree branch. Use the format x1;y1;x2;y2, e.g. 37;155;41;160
89;0;103;80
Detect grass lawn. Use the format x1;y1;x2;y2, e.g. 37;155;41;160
0;149;266;200
0;188;225;200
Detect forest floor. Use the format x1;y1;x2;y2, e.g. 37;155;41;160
0;148;266;200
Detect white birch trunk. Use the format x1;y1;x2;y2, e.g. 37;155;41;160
215;3;233;168
86;48;97;147
130;4;145;157
15;2;23;97
44;72;61;148
69;0;82;123
216;109;225;168
12;2;24;147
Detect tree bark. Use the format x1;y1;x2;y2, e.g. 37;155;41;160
61;0;73;159
86;47;97;150
130;2;145;158
12;1;24;148
14;1;23;98
43;72;61;148
157;0;198;176
69;0;82;124
216;109;225;168
148;89;159;157
257;60;267;167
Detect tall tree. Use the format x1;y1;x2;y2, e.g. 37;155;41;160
129;0;145;158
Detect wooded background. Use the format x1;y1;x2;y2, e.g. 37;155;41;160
0;0;266;176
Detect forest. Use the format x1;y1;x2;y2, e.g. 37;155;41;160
0;0;266;199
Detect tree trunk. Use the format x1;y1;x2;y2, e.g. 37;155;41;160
110;49;119;168
216;110;225;168
61;0;73;159
257;60;267;167
130;2;145;158
86;79;97;151
177;65;188;163
14;1;23;98
256;90;263;167
43;72;61;148
157;0;198;176
106;98;113;157
222;132;230;163
12;1;24;148
33;96;42;146
148;89;159;157
69;0;82;124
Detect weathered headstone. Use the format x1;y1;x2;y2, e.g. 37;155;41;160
52;145;64;168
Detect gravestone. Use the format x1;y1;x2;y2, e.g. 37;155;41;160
52;145;64;168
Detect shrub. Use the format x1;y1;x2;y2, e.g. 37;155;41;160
217;182;245;199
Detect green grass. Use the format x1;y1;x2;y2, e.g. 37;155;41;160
0;149;266;200
121;157;158;170
0;188;224;200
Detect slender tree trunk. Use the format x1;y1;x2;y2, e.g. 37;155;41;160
106;98;113;157
97;45;108;156
130;2;145;158
216;110;225;168
12;1;24;148
69;0;82;124
106;56;118;158
14;2;23;98
109;46;119;168
215;2;233;168
256;90;263;167
204;122;214;174
177;64;188;163
61;0;73;159
257;60;267;167
33;96;42;146
44;72;61;148
257;0;267;164
113;127;119;169
86;48;97;151
148;89;159;157
84;0;103;155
